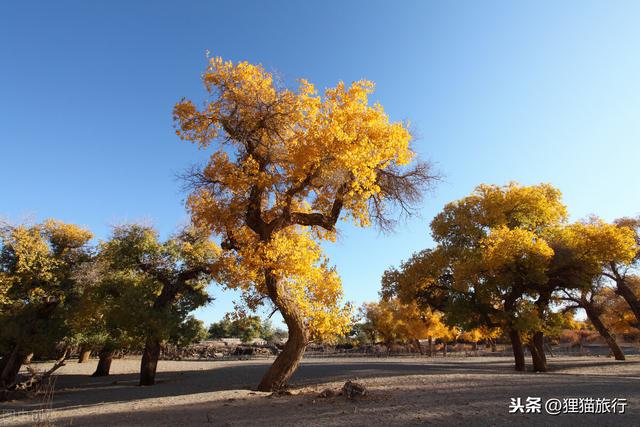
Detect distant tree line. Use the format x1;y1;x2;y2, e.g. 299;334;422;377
207;314;288;343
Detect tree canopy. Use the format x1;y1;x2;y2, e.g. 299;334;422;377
173;56;436;390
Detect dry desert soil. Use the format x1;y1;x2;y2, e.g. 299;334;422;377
1;355;639;426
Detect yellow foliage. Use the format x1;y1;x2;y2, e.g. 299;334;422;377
460;326;501;343
482;227;554;267
176;56;414;231
213;228;352;341
0;220;93;305
431;182;567;245
600;277;640;337
362;299;454;342
174;57;423;342
563;219;636;266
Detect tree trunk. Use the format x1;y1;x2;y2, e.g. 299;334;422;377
442;341;447;357
92;349;113;377
1;345;26;387
489;338;497;352
528;342;547;372
0;351;8;377
139;338;162;386
428;337;434;357
413;338;424;355
257;271;308;391
533;333;546;365
545;342;555;357
615;278;640;327
78;347;91;363
509;328;525;371
585;307;625;361
532;331;547;370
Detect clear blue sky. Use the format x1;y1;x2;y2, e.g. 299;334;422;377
1;1;639;326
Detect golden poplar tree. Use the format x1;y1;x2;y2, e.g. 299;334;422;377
173;57;435;390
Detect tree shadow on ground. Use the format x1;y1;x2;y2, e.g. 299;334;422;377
11;365;639;427
3;357;638;413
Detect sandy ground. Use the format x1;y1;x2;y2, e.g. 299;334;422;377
1;355;639;426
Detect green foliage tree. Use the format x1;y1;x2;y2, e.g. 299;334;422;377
99;224;219;386
170;316;209;347
0;220;93;386
208;314;280;343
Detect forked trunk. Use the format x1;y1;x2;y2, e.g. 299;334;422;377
78;347;91;363
139;338;162;386
1;345;26;387
509;328;525;372
92;348;114;377
257;271;308;392
585;307;625;361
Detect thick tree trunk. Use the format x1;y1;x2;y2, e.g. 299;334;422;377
532;291;549;370
528;341;547;372
92;349;113;377
532;331;547;370
1;345;26;387
533;333;547;365
442;341;447;357
139;339;162;386
257;272;308;391
509;328;525;371
428;337;434;356
78;347;91;363
0;352;8;377
585;307;625;361
614;278;640;327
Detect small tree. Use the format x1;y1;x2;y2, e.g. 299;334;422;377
361;299;453;354
209;313;264;343
208;318;234;339
170;316;209;347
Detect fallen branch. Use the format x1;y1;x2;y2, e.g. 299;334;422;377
1;349;68;401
